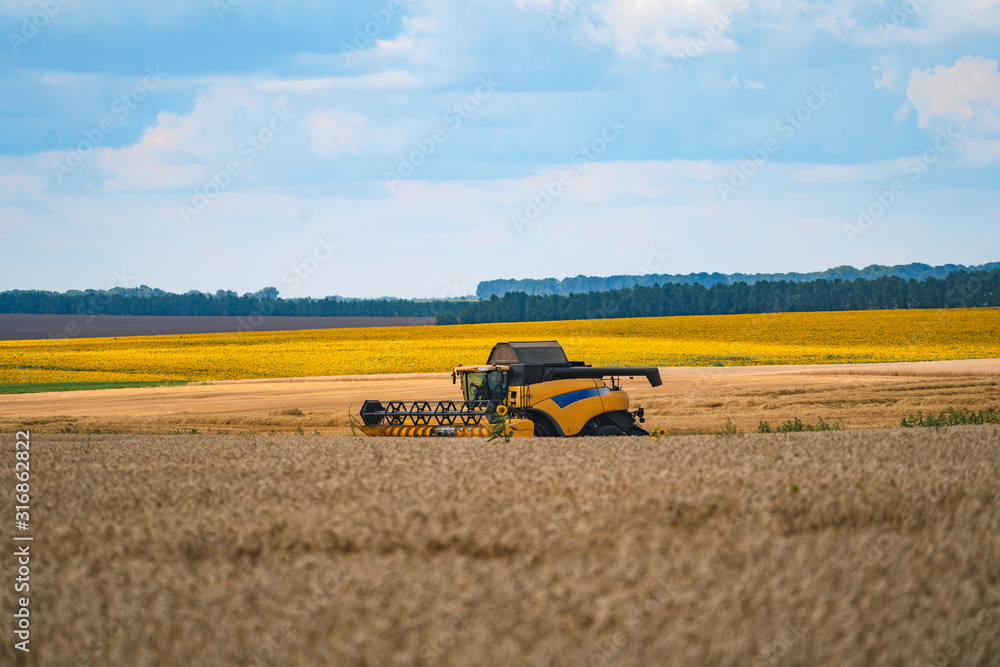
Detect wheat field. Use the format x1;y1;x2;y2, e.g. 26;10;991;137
3;427;999;666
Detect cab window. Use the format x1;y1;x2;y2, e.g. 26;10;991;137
461;371;507;402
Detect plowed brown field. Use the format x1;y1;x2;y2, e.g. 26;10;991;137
0;314;434;341
2;427;998;666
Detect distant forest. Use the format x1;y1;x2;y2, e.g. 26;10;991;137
456;269;1000;324
0;286;456;319
1;268;997;325
476;262;1000;298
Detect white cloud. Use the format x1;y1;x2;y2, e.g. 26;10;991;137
2;153;996;297
573;0;744;64
960;138;1000;167
912;0;1000;42
789;161;902;184
97;146;207;192
893;103;913;124
907;56;1000;167
0;169;48;200
908;56;1000;127
308;110;366;158
873;57;902;93
296;8;474;87
728;74;765;90
92;83;300;191
255;70;426;93
772;0;1000;46
844;0;1000;48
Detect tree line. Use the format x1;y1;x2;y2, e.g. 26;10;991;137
1;269;996;324
0;287;459;319
456;269;1000;324
476;261;1000;298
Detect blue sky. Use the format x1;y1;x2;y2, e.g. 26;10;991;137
0;0;998;299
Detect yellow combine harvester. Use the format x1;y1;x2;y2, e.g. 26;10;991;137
358;341;661;438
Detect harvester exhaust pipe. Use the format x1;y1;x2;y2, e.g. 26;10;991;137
542;366;663;387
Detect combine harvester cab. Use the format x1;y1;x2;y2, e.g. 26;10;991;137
358;341;661;438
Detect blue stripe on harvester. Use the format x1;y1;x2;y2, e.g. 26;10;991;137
550;387;609;408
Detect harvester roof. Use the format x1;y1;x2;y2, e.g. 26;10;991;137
486;341;569;365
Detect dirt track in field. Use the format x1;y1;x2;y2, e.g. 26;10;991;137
1;359;998;434
2;427;998;666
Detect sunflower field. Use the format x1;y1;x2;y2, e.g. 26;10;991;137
1;308;998;385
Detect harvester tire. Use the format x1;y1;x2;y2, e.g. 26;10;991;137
592;425;625;437
522;409;559;437
533;418;558;437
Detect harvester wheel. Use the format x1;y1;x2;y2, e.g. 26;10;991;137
533;419;558;437
626;427;649;436
592;425;625;437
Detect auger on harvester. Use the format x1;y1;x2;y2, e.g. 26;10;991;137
357;341;661;437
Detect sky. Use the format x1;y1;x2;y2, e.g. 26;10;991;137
0;0;998;300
